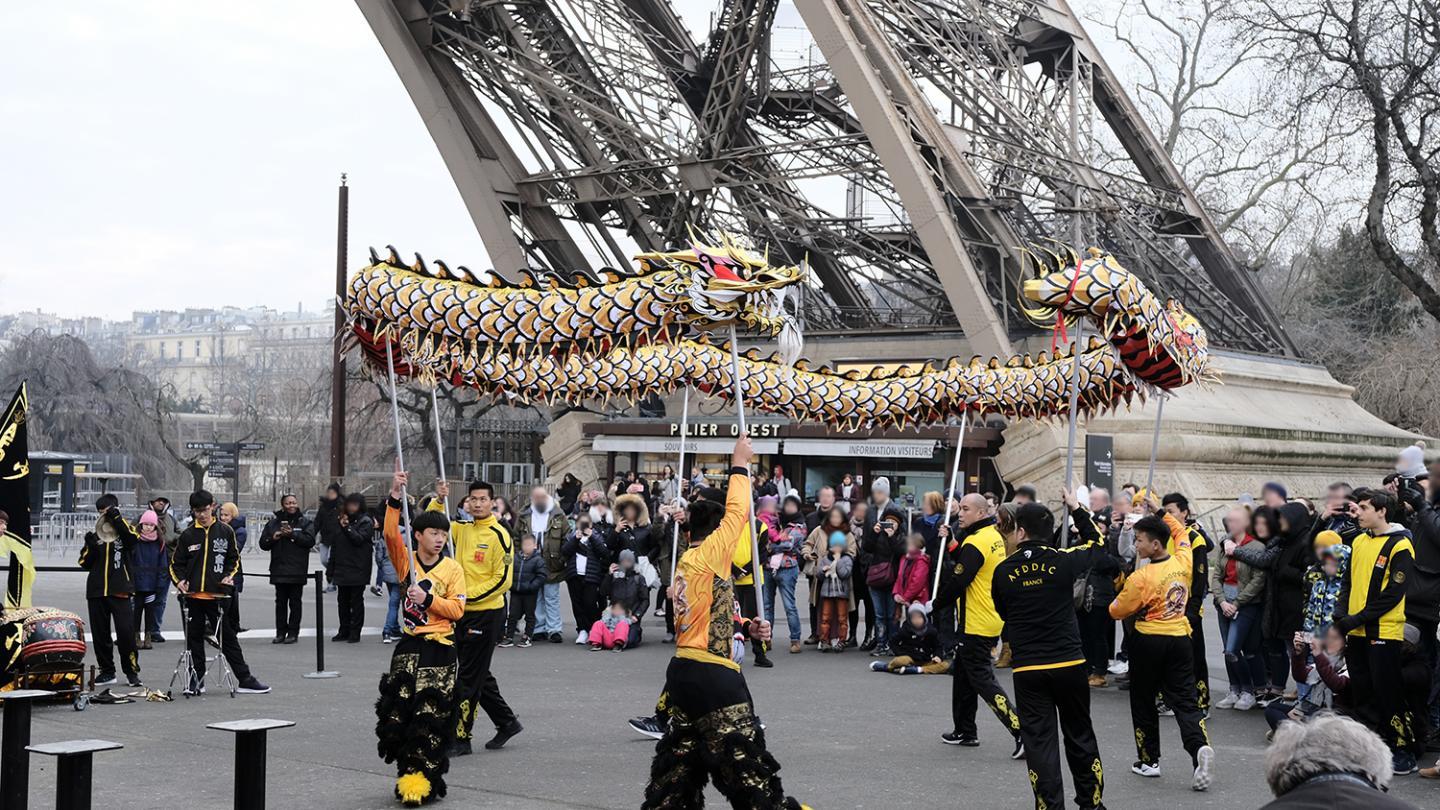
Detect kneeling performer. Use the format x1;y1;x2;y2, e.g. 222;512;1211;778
375;468;466;806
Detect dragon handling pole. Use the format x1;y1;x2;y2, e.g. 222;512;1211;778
931;411;968;601
385;340;420;586
670;385;691;586
727;325;765;612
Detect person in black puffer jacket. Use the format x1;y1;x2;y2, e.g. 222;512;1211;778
1231;501;1314;699
598;549;649;647
563;517;611;643
323;493;375;643
258;494;316;643
503;535;548;645
872;602;947;674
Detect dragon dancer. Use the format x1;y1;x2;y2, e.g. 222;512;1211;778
1108;497;1215;791
376;468;466;806
642;435;805;810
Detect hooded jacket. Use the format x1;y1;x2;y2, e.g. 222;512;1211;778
1335;522;1415;641
563;526;611;583
1208;533;1267;609
609;493;654;559
890;611;941;661
511;548;548;595
891;549;932;605
1402;487;1440;623
514;495;570;585
323;499;375;587
1232;502;1314;637
1301;543;1350;633
258;508;318;584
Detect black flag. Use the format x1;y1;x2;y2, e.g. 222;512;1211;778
0;383;33;608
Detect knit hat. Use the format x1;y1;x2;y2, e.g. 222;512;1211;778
757;495;777;510
907;601;929;616
1313;529;1342;551
871;476;891;496
1396;442;1427;478
619;549;637;565
138;510;159;542
1262;482;1288;501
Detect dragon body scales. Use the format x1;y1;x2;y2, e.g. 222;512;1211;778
344;242;1213;429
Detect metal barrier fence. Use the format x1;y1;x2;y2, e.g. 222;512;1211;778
31;512;285;559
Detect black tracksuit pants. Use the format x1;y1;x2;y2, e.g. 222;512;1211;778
336;584;365;639
1078;605;1112;677
1014;664;1105;810
951;633;1020;739
1128;632;1208;766
738;585;767;658
88;596;138;679
1347;637;1417;752
1187;612;1210;712
452;607;517;742
273;581;304;638
185;597;251;682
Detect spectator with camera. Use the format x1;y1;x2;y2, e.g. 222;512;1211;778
258;494;316;645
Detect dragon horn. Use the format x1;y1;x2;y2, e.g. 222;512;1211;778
385;245;402;265
368;246;380;265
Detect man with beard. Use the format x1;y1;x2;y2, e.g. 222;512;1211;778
515;485;569;644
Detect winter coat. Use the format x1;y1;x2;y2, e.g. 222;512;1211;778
373;534;398;586
857;501;905;577
1405;493;1440;623
155;510;179;553
131;537;169;593
610;493;654;559
816;552;854;600
1232;502;1314;638
1208;533;1268;608
892;550;932;605
917;513;944;563
801;525;857;580
1289;645;1350;713
562;528;610;583
512;550;548;595
258;509;317;585
558;478;582;516
78;510;137;598
1301;544;1350;633
515;500;570;585
600;567;648;616
765;516;807;571
890;617;941;661
322;506;375;587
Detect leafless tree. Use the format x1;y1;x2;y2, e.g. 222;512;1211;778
1238;0;1440;323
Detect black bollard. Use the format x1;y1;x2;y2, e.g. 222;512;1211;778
207;719;295;810
25;739;122;810
303;569;338;679
0;689;54;810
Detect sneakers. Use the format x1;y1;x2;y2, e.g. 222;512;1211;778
613;641;626;652
1255;689;1281;708
486;721;522;750
382;634;397;644
576;630;589;645
127;675;144;688
589;643;602;651
1107;659;1129;675
941;732;979;747
549;632;563;644
1156;700;1174;717
1392;751;1418;776
898;665;922;675
1087;674;1107;688
236;677;271;694
869;661;887;672
1131;761;1161;778
1011;737;1026;760
817;641;831;652
789;641;801;654
1215;691;1239;710
1233;692;1257;711
518;636;533;648
95;673;118;687
498;636;516;648
369;585;383;596
1192;745;1214;791
629;716;666;740
803;635;818;646
183;677;205;697
150;632;167;643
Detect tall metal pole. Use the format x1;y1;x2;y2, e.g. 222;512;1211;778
430;388;450;513
1144;397;1166;496
1059;318;1085;547
328;174;349;481
931;410;968;601
384;340;419;586
670;385;691;584
726;325;764;610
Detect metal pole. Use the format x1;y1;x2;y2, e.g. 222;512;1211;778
430;387;450;514
670;385;691;585
726;325;764;611
1059;318;1085;547
54;752;93;810
384;341;420;587
302;569;338;678
1144;397;1166;496
328;174;349;480
231;441;242;508
931;411;968;601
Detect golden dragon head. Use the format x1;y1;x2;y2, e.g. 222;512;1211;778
635;234;805;338
1020;247;1213;388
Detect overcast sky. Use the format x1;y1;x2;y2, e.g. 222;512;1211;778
2;0;1122;319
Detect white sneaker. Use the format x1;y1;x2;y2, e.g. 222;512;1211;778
1131;761;1161;778
1192;745;1214;791
1234;692;1257;711
1107;659;1129;675
1215;691;1239;710
576;630;589;645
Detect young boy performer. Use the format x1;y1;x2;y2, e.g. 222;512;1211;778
1108;495;1215;791
642;435;805;810
376;468;466;807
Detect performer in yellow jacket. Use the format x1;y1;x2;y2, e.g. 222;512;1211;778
643;435;804;809
432;479;522;755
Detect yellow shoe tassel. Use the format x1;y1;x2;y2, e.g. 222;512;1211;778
396;772;432;806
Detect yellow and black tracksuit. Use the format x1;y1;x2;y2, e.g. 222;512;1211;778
1171;521;1211;712
430;501;519;744
732;521;769;661
935;517;1021;743
993;507;1115;810
1335;524;1416;753
77;509;139;680
644;469;803;810
169;518;252;682
1109;513;1209;768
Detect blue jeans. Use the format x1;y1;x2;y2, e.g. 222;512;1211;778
535;582;563;635
1222;602;1266;693
383;582;402;638
762;565;802;642
869;584;896;646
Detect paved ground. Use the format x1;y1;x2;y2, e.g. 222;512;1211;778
8;565;1437;809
